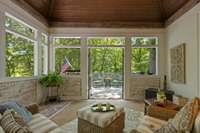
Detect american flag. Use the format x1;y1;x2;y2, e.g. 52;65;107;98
60;57;72;74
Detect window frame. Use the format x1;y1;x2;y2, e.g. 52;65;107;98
131;36;159;76
53;37;81;74
4;13;38;78
41;33;48;75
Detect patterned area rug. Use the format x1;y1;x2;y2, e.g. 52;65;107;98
58;108;144;133
39;101;71;118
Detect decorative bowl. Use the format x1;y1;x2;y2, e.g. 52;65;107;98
91;103;115;112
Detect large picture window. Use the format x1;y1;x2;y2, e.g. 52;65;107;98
5;14;36;77
54;37;81;74
131;37;158;75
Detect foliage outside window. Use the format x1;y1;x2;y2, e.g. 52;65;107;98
5;15;35;39
90;48;124;73
41;33;48;74
6;32;34;77
54;37;81;46
132;37;158;46
88;37;125;46
54;38;81;74
131;37;158;75
5;14;36;77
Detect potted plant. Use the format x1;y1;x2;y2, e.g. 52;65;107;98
39;72;64;103
157;89;166;104
39;72;64;87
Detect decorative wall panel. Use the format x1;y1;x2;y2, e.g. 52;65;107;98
170;43;186;84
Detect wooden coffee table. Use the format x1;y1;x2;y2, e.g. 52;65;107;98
144;98;180;115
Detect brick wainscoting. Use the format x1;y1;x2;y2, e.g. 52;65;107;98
0;79;37;105
129;76;160;100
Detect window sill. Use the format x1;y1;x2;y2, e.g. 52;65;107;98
0;76;38;83
131;74;159;78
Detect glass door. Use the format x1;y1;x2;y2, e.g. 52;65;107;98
88;47;124;99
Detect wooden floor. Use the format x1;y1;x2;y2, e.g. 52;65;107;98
50;100;144;126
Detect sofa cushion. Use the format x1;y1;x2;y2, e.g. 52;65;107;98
154;97;200;133
136;116;167;133
49;127;66;133
28;114;58;133
0;110;32;133
0;100;32;123
170;98;199;132
193;112;200;133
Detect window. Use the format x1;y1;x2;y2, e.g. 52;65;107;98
88;37;124;46
5;14;36;77
41;33;48;74
131;37;158;75
54;37;81;74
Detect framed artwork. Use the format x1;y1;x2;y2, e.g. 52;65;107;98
170;43;186;84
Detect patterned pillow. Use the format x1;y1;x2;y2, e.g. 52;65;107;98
154;97;200;133
0;110;32;133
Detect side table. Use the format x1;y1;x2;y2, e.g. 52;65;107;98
144;99;181;115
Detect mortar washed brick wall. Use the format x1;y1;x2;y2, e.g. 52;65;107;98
0;79;37;105
129;76;160;100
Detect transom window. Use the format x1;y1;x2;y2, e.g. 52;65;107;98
131;37;158;75
53;37;81;74
5;13;37;77
87;37;125;46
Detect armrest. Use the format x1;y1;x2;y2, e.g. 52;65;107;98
26;103;39;114
147;105;177;121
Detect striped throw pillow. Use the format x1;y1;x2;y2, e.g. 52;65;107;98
0;110;32;133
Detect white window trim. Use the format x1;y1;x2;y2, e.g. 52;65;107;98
40;33;48;75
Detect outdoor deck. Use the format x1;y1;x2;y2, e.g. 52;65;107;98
90;86;122;99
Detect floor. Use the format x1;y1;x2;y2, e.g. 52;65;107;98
90;86;122;99
50;100;144;126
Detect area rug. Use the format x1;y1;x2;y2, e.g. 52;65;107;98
58;108;144;133
39;101;71;118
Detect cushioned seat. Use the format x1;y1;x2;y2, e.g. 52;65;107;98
49;127;66;133
136;116;167;133
28;114;58;133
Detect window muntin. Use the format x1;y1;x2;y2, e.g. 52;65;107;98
131;37;158;75
54;37;81;46
87;37;125;46
132;37;158;46
6;32;34;77
55;48;80;73
5;15;36;39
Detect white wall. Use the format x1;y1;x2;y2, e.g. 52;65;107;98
166;3;200;98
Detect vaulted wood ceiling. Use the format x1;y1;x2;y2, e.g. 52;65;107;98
12;0;200;28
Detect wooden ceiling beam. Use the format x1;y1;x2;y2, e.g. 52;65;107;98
48;0;56;19
165;0;200;26
49;21;164;28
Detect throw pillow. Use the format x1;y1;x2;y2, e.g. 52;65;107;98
154;97;200;133
171;97;199;132
0;110;32;133
0;100;32;122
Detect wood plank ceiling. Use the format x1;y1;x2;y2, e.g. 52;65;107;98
13;0;200;28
